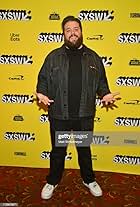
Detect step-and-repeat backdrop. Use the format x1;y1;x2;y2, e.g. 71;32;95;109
0;1;139;175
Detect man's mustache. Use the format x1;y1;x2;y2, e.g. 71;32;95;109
69;34;78;38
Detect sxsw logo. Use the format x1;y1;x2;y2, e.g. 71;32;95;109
116;77;140;87
2;94;34;104
4;132;35;141
0;55;33;64
118;33;140;43
78;10;114;21
92;135;109;144
41;151;72;160
113;155;140;165
38;33;63;43
40;114;49;123
115;117;140;127
101;56;112;67
0;9;31;20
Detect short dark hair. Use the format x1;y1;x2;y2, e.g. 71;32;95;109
61;15;82;32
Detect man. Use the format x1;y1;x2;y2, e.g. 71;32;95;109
36;15;119;199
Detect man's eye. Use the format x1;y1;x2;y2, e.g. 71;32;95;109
65;29;70;32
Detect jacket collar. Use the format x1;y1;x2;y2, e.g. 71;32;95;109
58;44;92;56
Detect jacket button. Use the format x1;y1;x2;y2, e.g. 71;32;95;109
64;104;67;107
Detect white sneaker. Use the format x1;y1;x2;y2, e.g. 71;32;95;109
41;183;58;199
83;181;103;197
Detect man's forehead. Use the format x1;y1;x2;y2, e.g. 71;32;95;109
64;21;80;28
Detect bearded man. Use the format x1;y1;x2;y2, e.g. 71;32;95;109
36;15;119;199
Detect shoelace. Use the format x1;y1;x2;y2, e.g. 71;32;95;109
45;184;53;191
90;182;98;188
93;183;97;187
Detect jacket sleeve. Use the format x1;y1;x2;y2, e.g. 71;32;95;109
96;57;111;98
36;56;50;96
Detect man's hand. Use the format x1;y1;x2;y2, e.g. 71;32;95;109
35;92;54;106
101;92;120;105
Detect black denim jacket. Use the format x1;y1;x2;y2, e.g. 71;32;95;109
36;44;110;120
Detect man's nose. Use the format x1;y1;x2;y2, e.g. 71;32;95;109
71;29;75;35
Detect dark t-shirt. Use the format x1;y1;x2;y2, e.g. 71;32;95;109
65;47;83;119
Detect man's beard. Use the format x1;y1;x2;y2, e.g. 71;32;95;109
64;34;83;49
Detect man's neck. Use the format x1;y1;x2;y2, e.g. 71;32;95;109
65;44;83;50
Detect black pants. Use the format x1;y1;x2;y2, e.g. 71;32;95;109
46;118;95;185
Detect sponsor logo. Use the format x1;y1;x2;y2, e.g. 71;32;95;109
38;33;63;43
95;98;102;106
124;99;140;105
115;117;140;127
87;35;104;41
78;10;114;21
14;152;26;156
94;117;101;123
118;33;140;43
91;154;97;160
124;139;137;144
129;59;140;66
113;155;140;165
101;56;112;67
4;132;35;141
40;114;49;123
130;13;140;18
10;33;20;41
9;75;24;80
116;77;140;87
41;151;72;160
49;13;60;20
13;115;24;121
0;9;31;20
2;94;34;104
92;135;109;144
0;55;33;64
